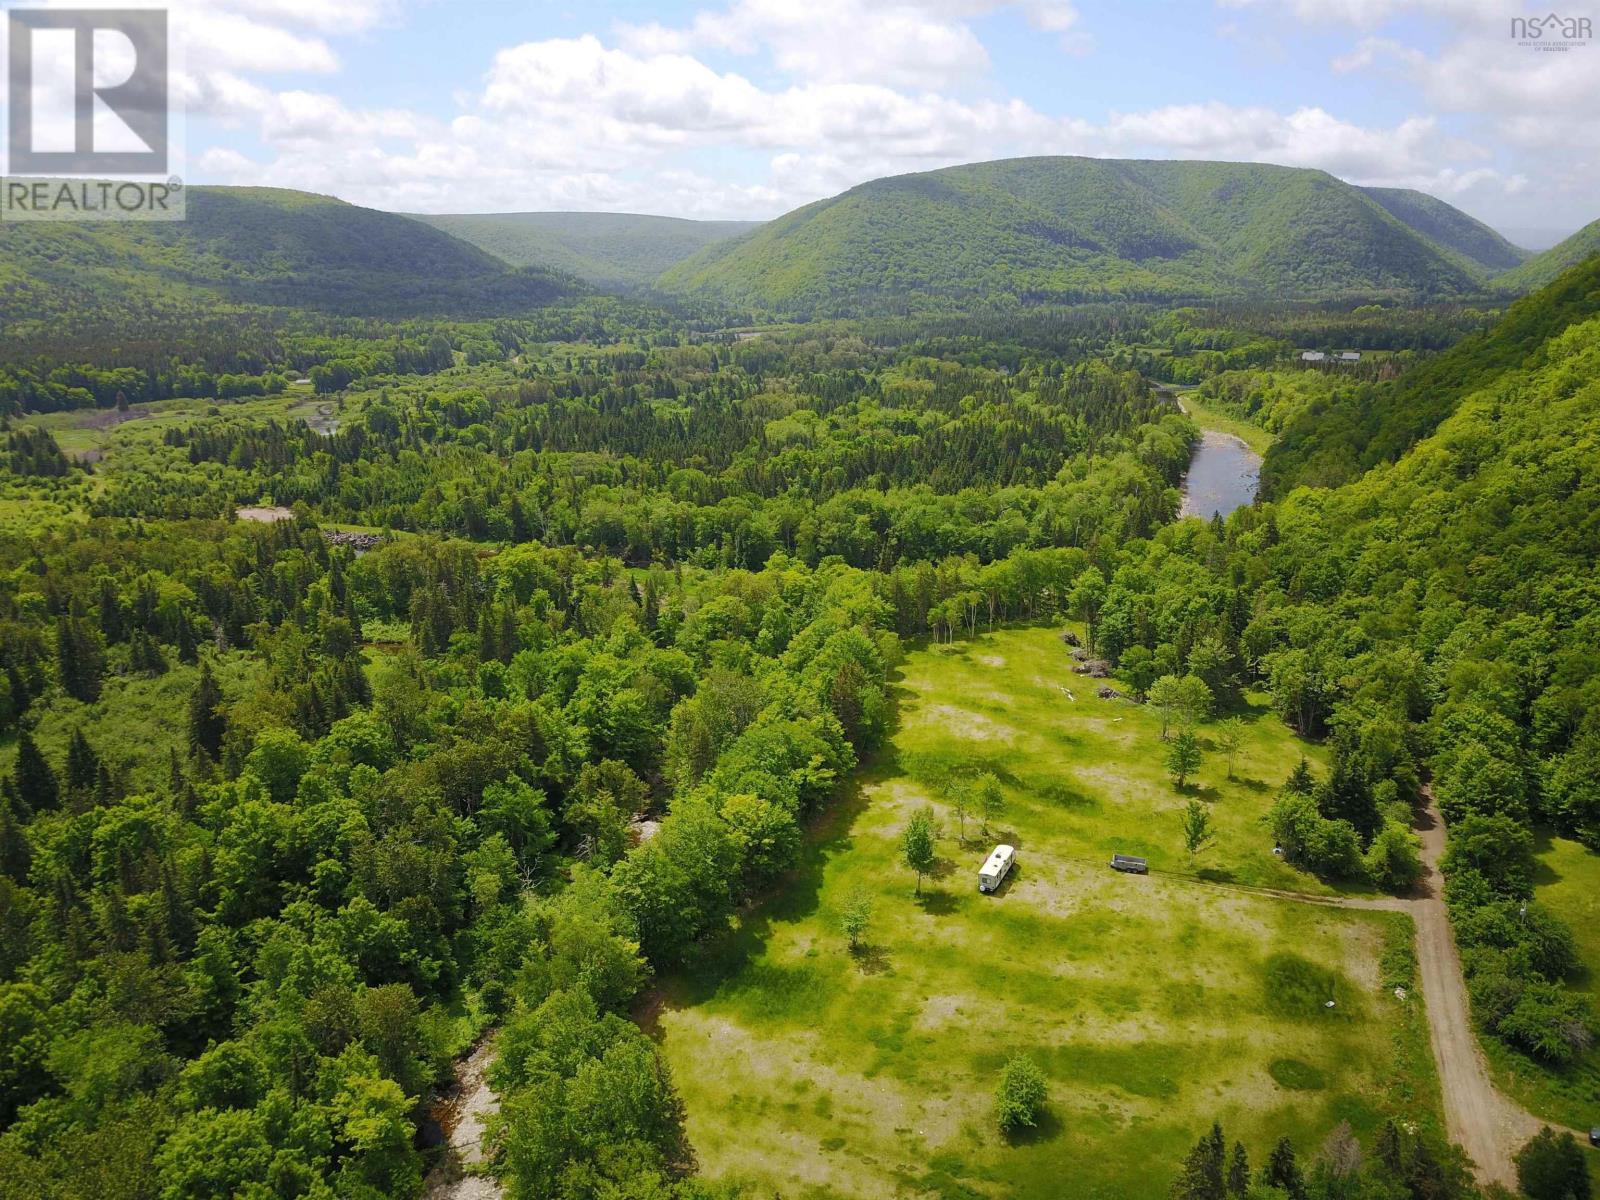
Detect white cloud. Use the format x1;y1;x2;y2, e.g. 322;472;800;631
1331;27;1600;155
617;0;1090;87
1217;0;1506;29
195;25;1521;219
164;1;1540;225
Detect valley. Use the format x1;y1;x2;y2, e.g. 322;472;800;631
2;149;1598;1200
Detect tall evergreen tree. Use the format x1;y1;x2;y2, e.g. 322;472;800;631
1226;1143;1250;1197
187;662;226;759
55;614;104;702
1171;1123;1226;1200
1263;1138;1306;1200
65;728;100;795
13;729;57;812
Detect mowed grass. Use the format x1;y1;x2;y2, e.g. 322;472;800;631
1487;831;1600;1128
652;625;1436;1200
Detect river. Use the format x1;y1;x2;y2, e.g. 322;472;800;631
1169;394;1261;520
1180;429;1261;520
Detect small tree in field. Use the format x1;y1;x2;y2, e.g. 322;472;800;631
902;808;937;895
974;772;1005;835
1181;799;1214;866
1148;674;1183;739
951;784;971;846
1166;730;1203;791
840;889;873;951
993;1054;1048;1132
1215;717;1244;780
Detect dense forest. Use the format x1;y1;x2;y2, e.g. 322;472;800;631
2;190;1599;1199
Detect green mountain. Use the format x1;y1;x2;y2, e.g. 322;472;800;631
1262;250;1600;494
659;157;1494;313
410;211;758;289
1494;217;1600;293
0;186;582;321
1357;186;1528;274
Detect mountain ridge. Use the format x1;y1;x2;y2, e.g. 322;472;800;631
657;156;1515;312
0;186;583;322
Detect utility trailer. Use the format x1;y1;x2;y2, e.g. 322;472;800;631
1110;854;1148;875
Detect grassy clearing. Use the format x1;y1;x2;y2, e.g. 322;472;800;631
30;392;313;460
652;625;1436;1200
1175;391;1275;457
1487;831;1600;1129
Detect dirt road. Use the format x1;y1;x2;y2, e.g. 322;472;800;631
1230;797;1551;1187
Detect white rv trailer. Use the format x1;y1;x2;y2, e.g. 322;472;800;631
978;844;1015;893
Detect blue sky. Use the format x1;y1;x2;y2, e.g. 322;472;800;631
137;0;1600;241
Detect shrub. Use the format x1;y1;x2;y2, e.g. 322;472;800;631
994;1054;1048;1133
1364;820;1423;892
1496;982;1594;1066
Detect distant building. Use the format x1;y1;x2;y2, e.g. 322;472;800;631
1339;351;1362;362
1300;351;1326;362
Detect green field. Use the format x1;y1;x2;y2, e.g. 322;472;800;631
652;626;1437;1200
1487;832;1600;1128
1175;390;1276;456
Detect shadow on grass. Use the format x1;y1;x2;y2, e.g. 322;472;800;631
980;827;1023;851
1196;866;1237;885
1530;825;1562;888
988;862;1021;897
915;889;960;915
665;752;887;1009
849;942;892;976
1036;779;1099;811
1002;1107;1064;1147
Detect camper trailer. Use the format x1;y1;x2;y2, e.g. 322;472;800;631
979;844;1015;893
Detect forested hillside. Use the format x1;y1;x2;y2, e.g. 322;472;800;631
660;157;1494;313
1358;186;1529;274
1260;251;1600;493
1495;217;1600;293
411;212;758;290
0;188;581;323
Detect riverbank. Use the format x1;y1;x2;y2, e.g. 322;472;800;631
1171;387;1275;456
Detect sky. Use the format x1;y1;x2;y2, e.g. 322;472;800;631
12;0;1600;243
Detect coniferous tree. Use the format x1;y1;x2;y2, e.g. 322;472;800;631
1263;1138;1306;1200
97;577;124;641
1226;1143;1249;1197
1283;757;1316;797
55;614;104;702
187;662;226;759
1171;1122;1226;1200
65;728;100;794
0;782;31;879
13;728;57;812
1374;1121;1403;1175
